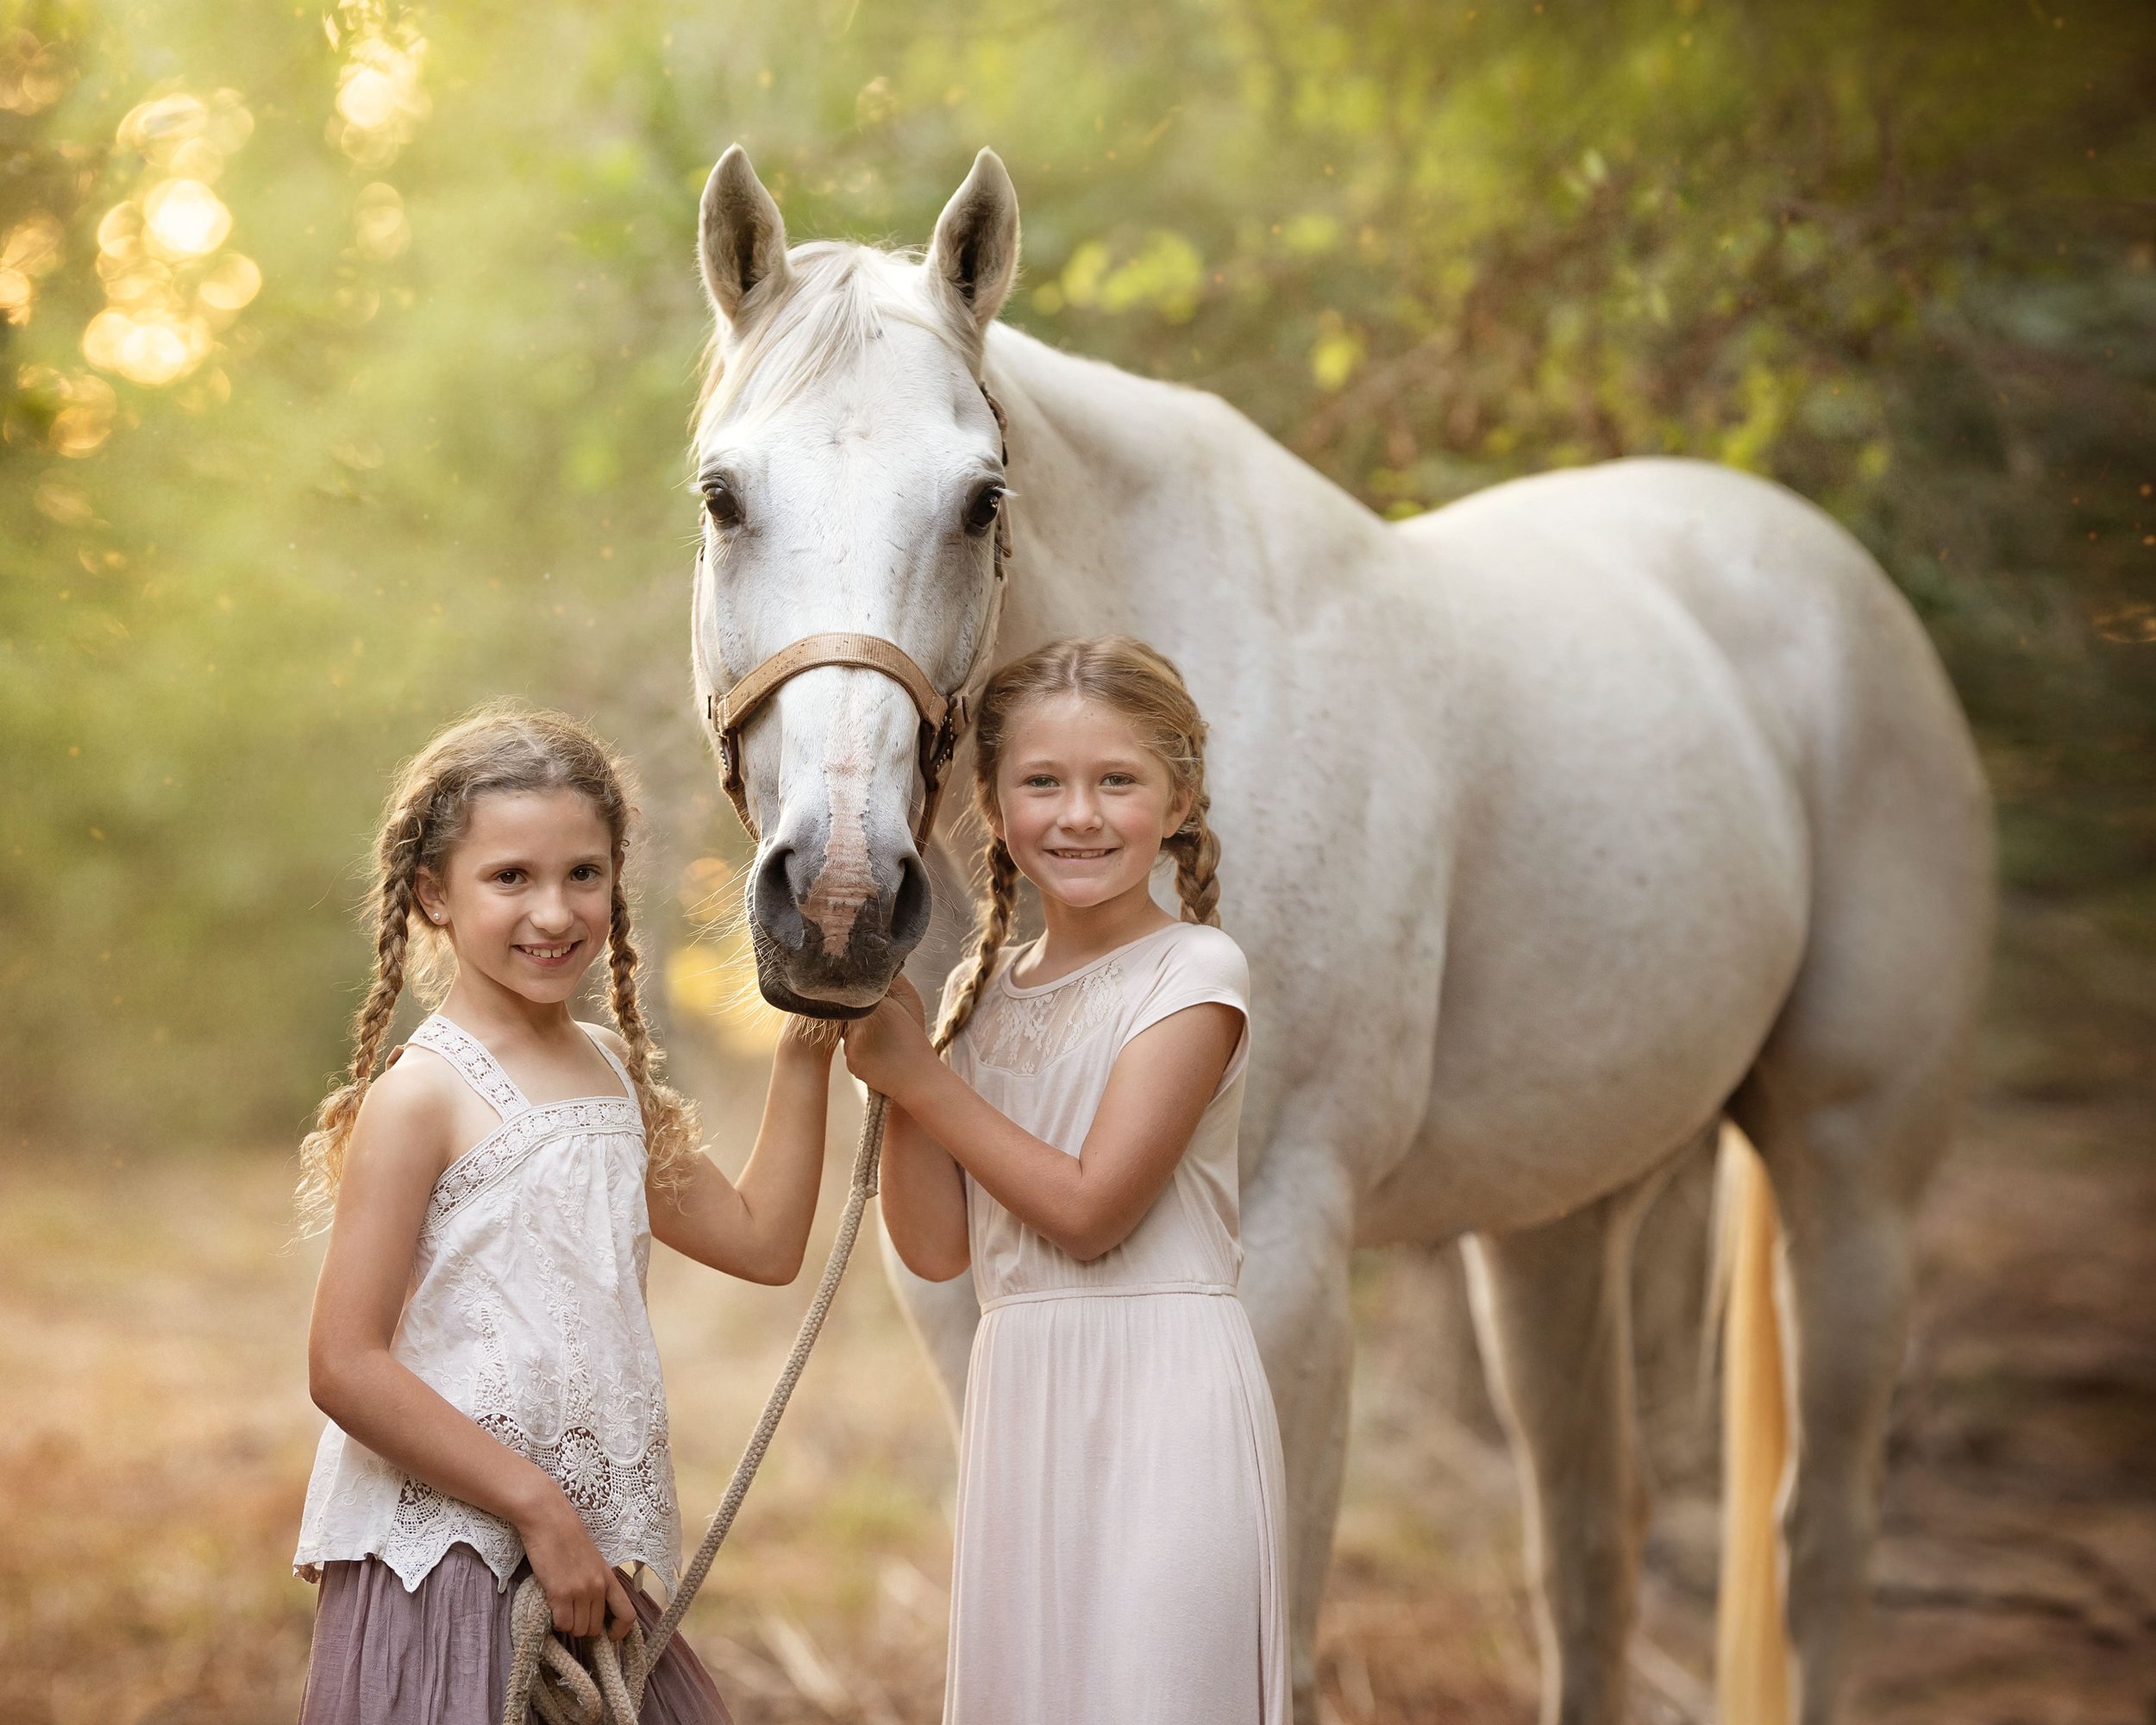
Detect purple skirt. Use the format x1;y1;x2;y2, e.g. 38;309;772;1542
298;1545;731;1725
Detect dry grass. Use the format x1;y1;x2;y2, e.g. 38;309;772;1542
1;1077;2150;1723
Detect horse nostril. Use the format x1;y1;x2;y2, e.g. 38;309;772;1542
888;852;932;956
751;844;810;953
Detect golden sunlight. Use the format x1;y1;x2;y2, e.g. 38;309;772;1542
353;183;411;260
670;857;789;1058
196;252;263;314
18;366;119;458
329;17;429;168
0;28;69;114
0;211;64;324
83;307;209;387
142;179;233;260
82;91;260;392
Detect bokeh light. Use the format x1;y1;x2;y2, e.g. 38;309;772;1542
0;210;65;324
116;91;208;160
0;27;69;114
196;251;262;313
353;183;411;260
18;365;119;457
82;89;258;389
326;1;429;167
82;306;210;386
142;179;232;259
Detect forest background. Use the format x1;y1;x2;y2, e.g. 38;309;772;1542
4;2;2153;1720
4;0;2150;1139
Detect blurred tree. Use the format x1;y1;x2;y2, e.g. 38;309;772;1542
3;0;2150;1145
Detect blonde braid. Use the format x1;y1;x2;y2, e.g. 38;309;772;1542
933;837;1021;1052
296;800;426;1233
606;875;702;1189
1164;791;1223;928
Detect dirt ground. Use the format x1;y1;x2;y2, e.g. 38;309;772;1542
1;991;2149;1722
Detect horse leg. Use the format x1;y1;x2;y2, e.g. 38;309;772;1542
1730;1060;1959;1724
1236;1143;1357;1725
1722;657;1990;1722
1464;1161;1674;1725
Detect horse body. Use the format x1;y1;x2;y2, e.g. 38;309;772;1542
688;148;1992;1725
975;327;1827;1232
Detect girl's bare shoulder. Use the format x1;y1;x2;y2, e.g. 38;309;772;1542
579;1021;632;1063
344;1040;467;1174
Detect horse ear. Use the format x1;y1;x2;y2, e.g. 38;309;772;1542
926;148;1019;336
699;145;790;326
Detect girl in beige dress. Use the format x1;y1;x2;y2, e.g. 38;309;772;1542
843;637;1290;1725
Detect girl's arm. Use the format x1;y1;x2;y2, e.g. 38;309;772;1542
307;1065;637;1641
866;979;969;1282
843;992;1241;1264
647;1019;833;1284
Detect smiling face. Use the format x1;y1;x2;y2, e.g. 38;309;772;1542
412;788;616;1008
992;694;1191;915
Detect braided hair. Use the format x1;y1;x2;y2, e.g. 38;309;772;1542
933;636;1223;1051
296;705;699;1232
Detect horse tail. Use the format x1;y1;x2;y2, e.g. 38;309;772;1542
1713;1122;1794;1725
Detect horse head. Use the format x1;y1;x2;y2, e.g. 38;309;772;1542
689;146;1018;1018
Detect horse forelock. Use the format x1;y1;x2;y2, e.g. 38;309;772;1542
692;242;973;447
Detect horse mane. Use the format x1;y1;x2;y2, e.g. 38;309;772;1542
691;242;972;443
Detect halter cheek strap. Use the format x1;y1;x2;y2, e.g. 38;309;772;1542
700;382;1012;846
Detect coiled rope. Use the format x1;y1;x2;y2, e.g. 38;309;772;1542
502;1090;889;1725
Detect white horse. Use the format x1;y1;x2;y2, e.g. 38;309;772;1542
683;145;1993;1725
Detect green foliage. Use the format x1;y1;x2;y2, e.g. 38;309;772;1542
3;0;2151;1142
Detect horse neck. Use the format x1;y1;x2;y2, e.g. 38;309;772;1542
982;324;1383;650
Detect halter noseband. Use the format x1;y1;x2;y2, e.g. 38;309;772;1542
700;381;1012;846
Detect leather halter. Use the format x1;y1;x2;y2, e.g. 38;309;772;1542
701;382;1012;845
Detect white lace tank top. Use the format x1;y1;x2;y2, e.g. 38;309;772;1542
293;1014;682;1593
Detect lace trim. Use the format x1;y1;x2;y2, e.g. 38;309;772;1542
971;957;1125;1076
299;1427;680;1594
384;1417;680;1592
409;1015;530;1116
425;1097;643;1231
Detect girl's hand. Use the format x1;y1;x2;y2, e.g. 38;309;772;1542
842;979;934;1101
517;1483;639;1641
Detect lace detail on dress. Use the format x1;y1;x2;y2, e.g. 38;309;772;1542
365;1415;680;1592
970;957;1125;1076
424;1097;642;1232
408;1015;530;1116
295;1015;680;1594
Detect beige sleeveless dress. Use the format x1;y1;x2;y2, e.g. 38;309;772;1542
940;921;1290;1725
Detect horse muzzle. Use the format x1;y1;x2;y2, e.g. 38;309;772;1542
747;826;931;1017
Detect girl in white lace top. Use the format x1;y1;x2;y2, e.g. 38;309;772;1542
291;708;833;1725
843;638;1290;1725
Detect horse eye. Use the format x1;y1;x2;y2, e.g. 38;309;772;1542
964;483;1004;536
701;479;743;529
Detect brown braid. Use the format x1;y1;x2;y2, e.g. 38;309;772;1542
607;875;702;1192
933;837;1022;1051
296;800;429;1231
297;704;702;1232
